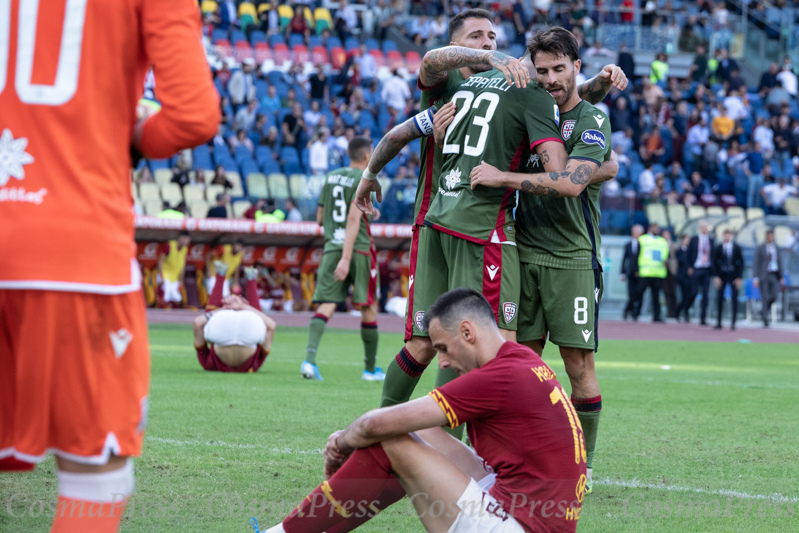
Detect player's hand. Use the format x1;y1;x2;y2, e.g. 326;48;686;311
222;295;247;310
355;177;382;216
433;102;456;149
488;51;530;88
597;64;628;91
333;257;350;282
734;278;742;290
470;161;505;189
324;431;349;479
714;277;722;289
372;208;382;222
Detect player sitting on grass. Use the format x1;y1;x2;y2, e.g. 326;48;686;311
255;288;587;533
301;137;384;382
193;263;276;372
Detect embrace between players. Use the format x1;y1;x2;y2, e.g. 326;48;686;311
259;11;627;533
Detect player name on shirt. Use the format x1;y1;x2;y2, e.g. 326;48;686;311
457;75;514;92
325;174;357;188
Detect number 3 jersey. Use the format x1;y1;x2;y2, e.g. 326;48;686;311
0;0;219;292
425;69;563;245
318;167;372;253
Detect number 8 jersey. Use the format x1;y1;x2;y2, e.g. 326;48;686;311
425;69;562;245
318;167;372;253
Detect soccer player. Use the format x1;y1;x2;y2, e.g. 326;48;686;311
257;289;586;533
467;28;618;494
302;137;384;382
157;231;191;307
0;1;219;531
194;265;276;373
354;9;627;422
206;240;244;300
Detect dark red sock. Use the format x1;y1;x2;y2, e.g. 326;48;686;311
206;274;226;310
245;279;262;310
323;478;405;533
282;444;401;533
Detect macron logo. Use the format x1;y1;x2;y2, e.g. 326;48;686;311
109;329;133;358
582;329;593;343
486;265;499;281
595;287;600;303
593;114;605;128
409;275;414;289
371;268;377;278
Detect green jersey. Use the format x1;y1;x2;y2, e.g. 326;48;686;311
516;100;612;269
318;167;372;253
425;70;562;244
414;70;464;226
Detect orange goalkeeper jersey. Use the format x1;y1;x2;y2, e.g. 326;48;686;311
0;0;220;293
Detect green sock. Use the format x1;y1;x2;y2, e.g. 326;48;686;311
572;395;602;470
361;322;378;373
435;366;464;440
379;347;427;407
304;314;328;365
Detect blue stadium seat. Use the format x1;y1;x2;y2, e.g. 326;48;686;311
283;161;303;175
327;36;342;50
240;160;259;179
269;34;286;48
344;37;359;51
230;30;247;44
382;40;397;53
280;147;300;163
301;148;310;171
234;145;253;163
214;78;227;97
384;157;400;178
340;111;355;127
222;159;239;172
256;146;273;165
250;30;266;45
149;159;170;170
247;131;260;148
509;44;525;58
288;34;305;48
267;70;283;85
309;35;323;49
212;28;228;43
611;210;630;233
365;38;379;51
358;112;376;132
261;158;281;175
255;79;269;100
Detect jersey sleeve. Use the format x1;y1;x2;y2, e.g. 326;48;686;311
523;87;563;150
139;0;221;158
428;365;509;429
570;110;612;165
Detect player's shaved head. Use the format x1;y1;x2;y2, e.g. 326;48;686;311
424;288;496;332
448;8;493;42
348;136;373;163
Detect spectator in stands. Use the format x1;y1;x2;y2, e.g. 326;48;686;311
584;40;614;58
307;67;330;103
381;70;411;113
349;86;373;116
650;53;669;84
723;88;748;122
765;80;791;114
285;7;311;44
711;103;735;143
640;128;665;167
229;128;255;155
234;99;258;131
282;102;306;149
642;76;665;109
617;42;635;82
229;58;257;108
489;15;508;48
689;44;709;83
672;100;690;137
773;114;794;164
777;60;798;97
303;100;323;133
212;166;233;190
753;230;785;328
357;44;378;87
407;14;431;46
261;85;281;114
678;18;703;52
284;198;303;222
612;127;634;157
208;193;230;219
762;177;798;215
255;198;286;223
728;68;747;95
244;199;266;219
639;161;657;196
715;48;738;83
665;161;686;191
759;63;781;97
309;128;330;175
216;61;232;88
335;0;358;40
260;126;280;150
338;80;356;105
219;95;233;125
687;117;709;170
135;167;152;185
282;87;298;109
218;0;238;31
261;0;280;35
688;170;712;196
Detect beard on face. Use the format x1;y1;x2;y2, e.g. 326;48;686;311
546;75;575;106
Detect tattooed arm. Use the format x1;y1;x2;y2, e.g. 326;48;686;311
420;46;530;89
577;64;629;104
469;157;600;198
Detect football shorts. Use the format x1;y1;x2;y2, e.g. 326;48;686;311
447;475;527;533
406;225;519;341
162;280;182;303
312;246;378;306
204;309;266;349
517;263;603;351
0;290;150;465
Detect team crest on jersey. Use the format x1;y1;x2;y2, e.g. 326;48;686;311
0;129;34;186
581;130;606;149
332;227;346;244
414;311;426;331
445;168;462;190
561;120;576;140
553;104;560;126
503;302;517;323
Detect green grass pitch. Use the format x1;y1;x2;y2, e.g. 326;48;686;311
1;325;797;532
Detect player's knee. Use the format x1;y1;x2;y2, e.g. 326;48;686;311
560;348;594;379
406;336;436;365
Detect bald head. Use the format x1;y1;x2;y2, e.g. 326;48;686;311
632;225;644;238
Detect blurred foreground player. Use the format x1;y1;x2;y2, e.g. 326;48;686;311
194;265;276;372
0;0;219;531
256;289;586;533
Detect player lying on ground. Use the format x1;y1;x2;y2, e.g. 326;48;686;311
193;263;276;372
435;27;619;493
302;137;384;382
255;288;586;533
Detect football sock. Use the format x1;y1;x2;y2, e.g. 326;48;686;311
304;314;328;365
379;347;428;407
282;444;402;533
207;274;226;309
50;459;133;533
434;367;464;440
322;480;406;533
245;279;262;310
572;395;602;470
361;322;379;373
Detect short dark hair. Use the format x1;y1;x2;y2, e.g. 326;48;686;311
448;8;493;41
527;27;580;63
423;288;496;332
348;136;373;162
178;231;190;238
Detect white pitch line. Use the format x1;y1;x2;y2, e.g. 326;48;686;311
595;478;798;503
599;374;799;391
145;436;797;503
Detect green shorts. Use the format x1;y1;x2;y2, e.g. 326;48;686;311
517;263;603;351
312;247;378;306
405;225;520;341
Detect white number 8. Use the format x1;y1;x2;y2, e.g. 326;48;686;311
574;297;588;325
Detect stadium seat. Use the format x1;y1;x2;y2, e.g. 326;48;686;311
143;198;163;216
240;160;259;182
250;30;266;45
339;111;355;127
667;204;686;231
364;38;379;51
358;112;376;132
382;40;397;53
138;182;160;202
311;46;328;65
234;145;254;164
344;37;359;51
226;171;245;197
746;207;765;220
206;184;225;203
212;28;228;43
189;200;209;218
293;44;310;63
161;183;183;205
261;158;282;175
149;159;170;171
253;42;271;63
283;162;304;175
302;6;314;27
313;8;333;34
201;0;218;14
289;174;311;200
216;40;233;59
272;43;291;64
280;147;300;163
706;206;724;216
687;205;706;220
183;184;205;205
368;49;385;68
238;2;258;31
785;197;799;216
255;146;274;165
387;50;404;70
405;51;421;73
288;33;305;49
230;30;247;45
232;200;252;219
774;225;792;246
645;204;668;227
327;36;343;50
234;41;253;61
330;47;346;69
277;5;293;30
611;210;630;233
268;173;290;199
247;173;269;199
153;169;172;188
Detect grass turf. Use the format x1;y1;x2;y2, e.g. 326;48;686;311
1;324;797;532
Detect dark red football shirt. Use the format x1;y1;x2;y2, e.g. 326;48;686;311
430;342;586;533
195;344;267;373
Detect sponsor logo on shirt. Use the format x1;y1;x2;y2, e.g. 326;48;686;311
554;104;560;126
0;187;48;205
581;129;606;149
445;168;462;190
561;119;576;140
503;302;517;322
0;129;34;187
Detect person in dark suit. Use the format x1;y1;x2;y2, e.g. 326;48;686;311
675;234;693;318
621;224;643;320
712;229;744;330
617;42;636;83
683;222;714;324
753;230;785;327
